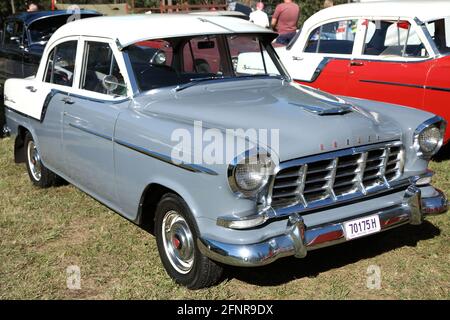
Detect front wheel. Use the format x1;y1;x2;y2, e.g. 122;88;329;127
155;193;223;289
24;132;59;188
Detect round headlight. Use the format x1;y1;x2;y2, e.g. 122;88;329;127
228;153;274;198
418;125;441;154
414;117;446;158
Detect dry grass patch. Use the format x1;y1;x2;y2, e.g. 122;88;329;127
0;137;449;299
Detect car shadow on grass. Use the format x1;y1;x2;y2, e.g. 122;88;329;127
433;143;450;162
225;221;441;286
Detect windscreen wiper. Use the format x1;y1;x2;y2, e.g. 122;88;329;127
174;76;227;92
174;74;285;92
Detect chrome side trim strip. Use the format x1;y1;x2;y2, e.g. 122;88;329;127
360;79;450;93
115;139;218;176
68;123;113;141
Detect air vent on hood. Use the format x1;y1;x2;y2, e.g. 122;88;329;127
289;102;353;115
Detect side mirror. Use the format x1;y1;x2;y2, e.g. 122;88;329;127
150;50;167;65
102;74;120;92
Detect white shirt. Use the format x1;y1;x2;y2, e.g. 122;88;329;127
249;10;270;29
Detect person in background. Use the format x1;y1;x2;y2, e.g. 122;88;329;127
27;2;39;12
323;0;334;9
249;2;270;29
271;0;300;45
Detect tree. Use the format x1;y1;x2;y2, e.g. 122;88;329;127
297;0;350;26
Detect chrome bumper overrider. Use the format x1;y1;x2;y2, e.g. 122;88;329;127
198;185;448;267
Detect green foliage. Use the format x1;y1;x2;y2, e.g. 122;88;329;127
298;0;349;26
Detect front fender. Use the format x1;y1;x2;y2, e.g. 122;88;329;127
343;96;437;173
113;108;257;223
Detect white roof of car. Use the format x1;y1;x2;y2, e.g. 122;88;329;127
51;14;274;48
305;0;450;28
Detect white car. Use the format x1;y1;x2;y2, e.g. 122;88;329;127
276;1;450;144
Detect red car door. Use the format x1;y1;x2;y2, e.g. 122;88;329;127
347;59;429;110
347;20;429;111
287;19;358;95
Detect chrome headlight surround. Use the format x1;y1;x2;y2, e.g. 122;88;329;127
227;149;275;199
413;116;446;159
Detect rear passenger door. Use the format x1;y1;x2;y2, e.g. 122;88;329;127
62;38;130;204
288;19;359;94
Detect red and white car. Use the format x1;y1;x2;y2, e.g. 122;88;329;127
278;1;450;143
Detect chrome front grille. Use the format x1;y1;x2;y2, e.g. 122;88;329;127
271;142;404;208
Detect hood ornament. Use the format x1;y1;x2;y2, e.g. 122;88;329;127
290;101;353;116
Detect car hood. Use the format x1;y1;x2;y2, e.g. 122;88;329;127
136;79;402;162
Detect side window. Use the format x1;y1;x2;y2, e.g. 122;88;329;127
44;40;77;87
4;21;23;47
305;20;357;54
80;41;127;96
426;18;450;54
363;20;428;57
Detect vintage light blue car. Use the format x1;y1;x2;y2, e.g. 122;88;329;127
3;14;448;289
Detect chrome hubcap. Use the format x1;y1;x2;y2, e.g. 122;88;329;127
162;210;195;274
27;140;41;181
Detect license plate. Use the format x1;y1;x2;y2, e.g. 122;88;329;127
343;215;381;240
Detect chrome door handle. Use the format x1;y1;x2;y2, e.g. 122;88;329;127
292;56;303;61
350;60;365;67
25;86;37;92
61;97;75;105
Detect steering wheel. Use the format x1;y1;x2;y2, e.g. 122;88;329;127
53;69;70;85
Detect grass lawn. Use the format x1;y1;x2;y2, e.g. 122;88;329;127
0;137;449;299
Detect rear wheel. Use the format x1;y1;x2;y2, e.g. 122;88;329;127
24;132;59;188
155;193;223;289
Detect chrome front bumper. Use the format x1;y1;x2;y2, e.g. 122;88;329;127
198;185;448;267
